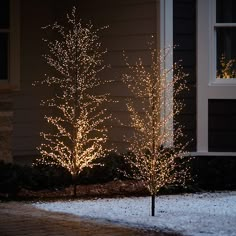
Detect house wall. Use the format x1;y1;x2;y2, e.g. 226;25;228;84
0;93;13;162
173;0;197;151
13;0;159;162
13;0;55;162
73;0;158;151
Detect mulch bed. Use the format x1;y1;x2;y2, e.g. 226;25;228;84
1;180;148;200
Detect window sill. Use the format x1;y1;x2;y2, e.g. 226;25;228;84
190;152;236;157
209;79;236;86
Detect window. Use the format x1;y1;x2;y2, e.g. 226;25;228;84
0;0;9;81
211;0;236;84
197;0;236;154
0;0;20;89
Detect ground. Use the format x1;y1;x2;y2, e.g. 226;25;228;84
1;181;236;235
33;191;236;236
0;201;175;236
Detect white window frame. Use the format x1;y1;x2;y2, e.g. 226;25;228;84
197;0;236;155
0;0;20;91
210;0;236;86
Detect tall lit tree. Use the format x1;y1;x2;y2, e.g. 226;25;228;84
122;44;191;216
34;7;111;196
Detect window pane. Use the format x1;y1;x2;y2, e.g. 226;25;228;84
217;0;236;23
216;28;236;79
0;0;9;29
0;33;8;80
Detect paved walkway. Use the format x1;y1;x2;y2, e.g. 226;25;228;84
0;202;177;236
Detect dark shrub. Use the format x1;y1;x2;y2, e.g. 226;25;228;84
25;164;72;190
0;161;72;195
192;156;236;190
0;161;21;196
77;152;130;185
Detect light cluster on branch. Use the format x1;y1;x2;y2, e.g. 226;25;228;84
122;45;191;196
34;7;111;178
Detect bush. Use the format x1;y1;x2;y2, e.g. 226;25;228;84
2;154;235;197
0;161;72;195
0;161;21;196
23;164;72;191
0;153;131;196
191;156;236;190
77;152;129;185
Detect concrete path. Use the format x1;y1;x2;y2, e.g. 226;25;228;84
0;202;176;236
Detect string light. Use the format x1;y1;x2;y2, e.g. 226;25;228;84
35;7;111;189
122;44;192;198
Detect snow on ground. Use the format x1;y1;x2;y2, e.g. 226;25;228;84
33;191;236;236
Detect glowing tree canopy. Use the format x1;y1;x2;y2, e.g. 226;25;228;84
122;44;191;216
35;7;111;195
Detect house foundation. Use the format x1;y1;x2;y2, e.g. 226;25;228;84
0;93;13;163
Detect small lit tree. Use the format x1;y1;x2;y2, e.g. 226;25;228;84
122;44;191;216
34;7;111;196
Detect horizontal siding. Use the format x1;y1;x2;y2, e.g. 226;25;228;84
12;0;54;157
76;0;156;20
13;0;158;156
78;0;158;151
173;51;196;67
104;51;153;67
103;35;154;51
173;0;197;151
104;19;157;36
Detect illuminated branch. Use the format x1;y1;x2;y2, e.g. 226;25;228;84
34;7;111;196
122;44;191;216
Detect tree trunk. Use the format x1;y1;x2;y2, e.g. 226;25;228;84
72;175;77;197
73;183;77;197
151;194;155;216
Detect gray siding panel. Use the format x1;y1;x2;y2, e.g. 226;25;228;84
85;0;158;151
13;0;158;156
173;0;197;151
13;0;53;157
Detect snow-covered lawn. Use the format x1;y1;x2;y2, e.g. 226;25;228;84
33;191;236;236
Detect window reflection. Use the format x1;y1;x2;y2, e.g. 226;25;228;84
216;27;236;79
0;0;9;29
217;0;236;23
0;33;8;80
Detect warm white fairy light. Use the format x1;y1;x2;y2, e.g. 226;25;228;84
34;7;111;188
122;45;192;208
